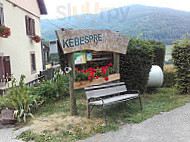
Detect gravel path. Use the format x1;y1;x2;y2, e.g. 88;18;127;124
79;103;190;142
0;125;32;142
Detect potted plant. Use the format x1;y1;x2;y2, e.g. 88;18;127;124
0;25;11;38
32;35;41;43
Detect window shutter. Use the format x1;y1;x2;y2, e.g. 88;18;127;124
29;18;33;36
3;56;11;81
0;3;4;25
31;19;35;36
25;15;30;35
0;56;5;83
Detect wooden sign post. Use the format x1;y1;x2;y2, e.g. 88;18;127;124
56;29;129;116
67;53;77;115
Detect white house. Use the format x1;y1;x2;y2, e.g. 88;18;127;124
0;0;47;88
49;40;58;54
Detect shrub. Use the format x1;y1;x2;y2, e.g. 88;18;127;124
0;75;42;123
162;65;176;87
120;38;153;93
150;40;166;70
172;34;190;94
34;70;69;102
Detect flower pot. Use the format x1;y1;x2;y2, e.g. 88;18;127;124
74;73;120;89
1;109;17;125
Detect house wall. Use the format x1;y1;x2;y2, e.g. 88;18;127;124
0;0;43;87
49;41;58;54
8;0;41;17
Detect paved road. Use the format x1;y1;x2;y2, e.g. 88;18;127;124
0;125;31;142
79;103;190;142
1;103;190;142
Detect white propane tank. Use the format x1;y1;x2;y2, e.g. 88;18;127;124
147;65;164;88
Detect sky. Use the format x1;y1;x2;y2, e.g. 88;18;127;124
42;0;190;19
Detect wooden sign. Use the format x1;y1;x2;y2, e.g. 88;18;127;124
56;29;129;54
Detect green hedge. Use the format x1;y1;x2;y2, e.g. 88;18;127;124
150;40;166;70
162;65;176;88
120;38;153;93
172;34;190;94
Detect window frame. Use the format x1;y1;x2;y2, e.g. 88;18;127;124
0;53;12;86
0;2;4;26
0;52;5;86
30;51;37;74
25;15;35;36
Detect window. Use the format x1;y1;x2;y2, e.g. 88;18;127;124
30;52;36;74
0;3;4;25
25;16;35;36
0;53;11;86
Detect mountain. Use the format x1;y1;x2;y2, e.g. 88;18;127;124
41;5;190;45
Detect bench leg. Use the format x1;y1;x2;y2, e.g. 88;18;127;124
139;96;143;110
88;104;91;119
103;105;107;126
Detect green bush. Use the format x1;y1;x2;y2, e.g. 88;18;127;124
0;75;42;123
34;71;69;102
120;38;153;93
150;40;166;70
172;34;190;94
162;65;176;87
163;72;175;87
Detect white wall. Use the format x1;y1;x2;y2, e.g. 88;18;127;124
0;0;43;86
49;41;58;54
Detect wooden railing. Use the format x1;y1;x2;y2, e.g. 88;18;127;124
0;64;60;95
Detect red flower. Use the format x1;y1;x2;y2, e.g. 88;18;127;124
75;68;78;71
90;71;94;75
88;68;92;71
92;68;97;73
102;70;106;75
88;76;91;80
105;66;108;69
81;70;84;72
108;63;113;67
97;67;99;69
91;74;94;78
85;69;89;73
0;25;11;38
104;77;109;81
96;76;99;79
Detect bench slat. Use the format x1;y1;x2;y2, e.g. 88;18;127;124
84;82;125;91
85;85;127;100
89;93;139;106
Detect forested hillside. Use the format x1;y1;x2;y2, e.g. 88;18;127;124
41;5;190;44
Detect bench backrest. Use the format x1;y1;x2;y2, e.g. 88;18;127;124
85;82;127;100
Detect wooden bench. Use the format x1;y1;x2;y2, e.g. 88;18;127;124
85;82;143;125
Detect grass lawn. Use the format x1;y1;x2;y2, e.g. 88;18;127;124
17;87;190;142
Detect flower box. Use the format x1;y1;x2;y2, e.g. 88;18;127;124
74;73;120;90
1;109;17;125
31;35;41;43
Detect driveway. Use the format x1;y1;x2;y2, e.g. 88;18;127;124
79;103;190;142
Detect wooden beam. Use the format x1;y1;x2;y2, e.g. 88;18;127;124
68;53;77;115
114;53;120;73
90;57;112;62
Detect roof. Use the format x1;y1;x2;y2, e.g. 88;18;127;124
7;0;47;16
37;0;48;15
